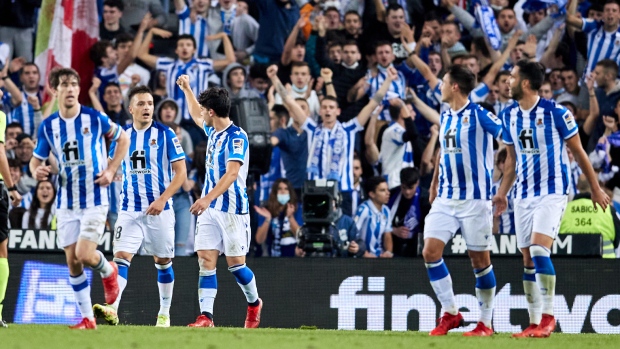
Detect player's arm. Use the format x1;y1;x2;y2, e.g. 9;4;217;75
430;150;441;204
210;33;236;72
381;231;393;258
190;160;242;215
493;144;516;216
356;67;396;126
97;126;130;186
176;74;204;127
267;64;308;126
566;135;610;211
146;159;187;215
566;0;584;30
364;107;380;165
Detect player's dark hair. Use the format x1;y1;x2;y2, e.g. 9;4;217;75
103;0;124;11
127;85;153;104
386;3;404;16
104;82;122;94
400;167;420;188
198;87;231;117
177;34;197;49
271;104;290;122
596;59;619;77
49;67;81;89
365;176;387;194
517;60;545;91
7;122;23;131
320;95;339;107
89;40;114;66
446;65;477;96
114;33;134;47
344;10;361;21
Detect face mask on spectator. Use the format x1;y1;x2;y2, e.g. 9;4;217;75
277;194;290;205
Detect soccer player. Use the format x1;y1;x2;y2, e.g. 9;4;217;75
92;86;187;327
0;106;22;328
424;65;502;336
493;60;610;338
29;68;130;329
177;75;262;328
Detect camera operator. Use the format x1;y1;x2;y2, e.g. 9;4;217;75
388;168;430;257
295;206;365;258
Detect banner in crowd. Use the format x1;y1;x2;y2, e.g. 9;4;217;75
34;0;98;104
4;256;619;333
7;229;112;253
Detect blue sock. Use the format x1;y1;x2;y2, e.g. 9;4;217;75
530;245;556;315
229;264;259;306
474;265;496;327
425;259;457;315
156;262;174;316
198;269;217;317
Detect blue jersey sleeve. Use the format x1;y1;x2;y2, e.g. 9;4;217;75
500;109;514;144
98;112;121;141
477;106;502;138
227;131;248;164
33;122;51;160
108;140;117;160
552;103;579;139
582;19;601;33
165;128;186;162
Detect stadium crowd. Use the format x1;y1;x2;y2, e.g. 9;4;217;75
0;0;619;258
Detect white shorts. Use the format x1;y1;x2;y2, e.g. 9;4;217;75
113;209;176;258
194;208;250;257
424;197;493;251
56;205;109;248
514;194;568;249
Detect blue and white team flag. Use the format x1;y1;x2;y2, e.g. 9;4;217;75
473;0;502;51
522;0;567;18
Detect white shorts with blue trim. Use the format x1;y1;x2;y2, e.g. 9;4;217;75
423;197;493;251
195;207;250;257
113;209;176;258
514;194;567;249
56;205;109;248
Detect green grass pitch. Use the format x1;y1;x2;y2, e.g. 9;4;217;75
2;325;620;349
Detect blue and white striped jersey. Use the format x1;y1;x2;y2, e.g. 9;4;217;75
438;101;502;200
355;200;392;257
202;121;249;214
94;65;119;98
367;68;406;121
379;122;414;189
501;97;577;199
570;161;583;197
177;5;209;58
470;82;490;104
259;146;284;203
109;122;186;212
303;118;364;192
33;106;122;209
157;57;213;122
582;19;620;75
10;88;42;136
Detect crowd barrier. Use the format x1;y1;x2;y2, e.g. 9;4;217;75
3;254;619;333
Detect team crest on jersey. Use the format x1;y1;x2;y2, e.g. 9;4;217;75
232;139;244;154
461;116;469;125
536;117;545;128
82;127;91;136
150;138;158;147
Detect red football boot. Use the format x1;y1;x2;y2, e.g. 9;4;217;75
512;324;538;338
101;261;119;305
429;312;464;336
188;315;215;327
244;298;263;329
530;314;556;338
69;318;97;330
463;322;494;337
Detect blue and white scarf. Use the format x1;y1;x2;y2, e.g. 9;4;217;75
221;4;236;35
307;122;346;181
473;0;502;51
